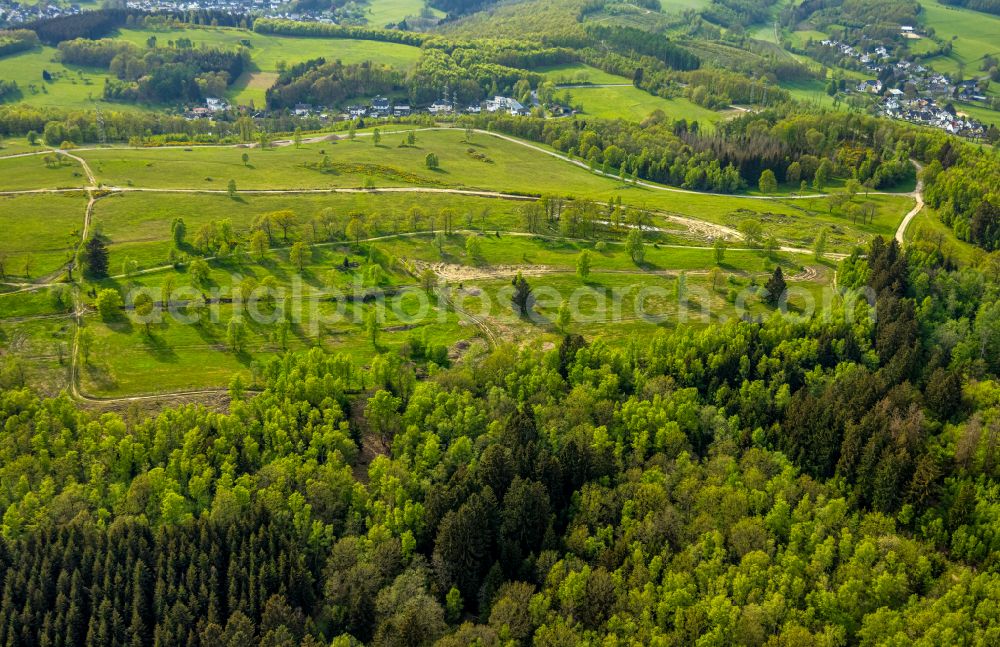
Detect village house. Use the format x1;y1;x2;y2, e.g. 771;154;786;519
429;100;454;115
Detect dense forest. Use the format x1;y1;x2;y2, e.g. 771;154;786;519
2;234;1000;644
266;60;406;110
57;38;248;104
937;0;1000;16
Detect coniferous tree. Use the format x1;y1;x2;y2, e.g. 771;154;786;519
84;234;109;278
763;266;786;306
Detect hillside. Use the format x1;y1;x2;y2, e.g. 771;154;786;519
0;2;999;646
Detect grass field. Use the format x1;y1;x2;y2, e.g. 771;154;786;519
0;152;86;190
0;193;87;279
366;0;443;27
537;63;632;86
918;3;1000;77
564;85;726;124
535;63;726;123
954;101;1000;128
0;317;73;395
0;46;133;111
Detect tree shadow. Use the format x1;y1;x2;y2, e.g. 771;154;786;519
105;317;134;334
140;329;178;362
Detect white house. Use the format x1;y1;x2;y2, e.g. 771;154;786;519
429;100;454;115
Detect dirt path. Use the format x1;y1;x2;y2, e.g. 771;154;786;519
895;161;925;245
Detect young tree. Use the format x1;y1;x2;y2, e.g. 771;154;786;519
557;300;571;332
625;229;645;264
189;257;211;287
132;292;155;334
84;235;109;278
845;178;861;200
425;153;440;170
226;317;247;353
227;179;237;199
763;266;786;306
171;218;187;248
373;128;381;146
813;228;829;261
293;127;302;148
241;152;249;166
346;217;366;245
576;250;592;279
758;169;778;194
407;131;417;147
95;288;122;320
229;373;246;401
78;326;94;364
786;161;801;185
511;272;533;316
714;238;726;265
250;230;269;260
420;268;438;293
738;219;763;247
364;309;380;348
289;242;309;272
365;389;401;449
465;235;482;262
708;266;723;291
271;210;298;242
813;159;832;191
162;274;176;306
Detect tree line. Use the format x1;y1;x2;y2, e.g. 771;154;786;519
252;17;430;46
0;29;39;57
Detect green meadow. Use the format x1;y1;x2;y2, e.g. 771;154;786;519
0;46;127;111
918;2;1000;77
0;152;87;190
564;84;726;124
0;193;87;279
366;0;444;27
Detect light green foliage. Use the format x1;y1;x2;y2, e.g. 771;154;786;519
95;288;122;320
576;250;591;279
625;229;645;264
